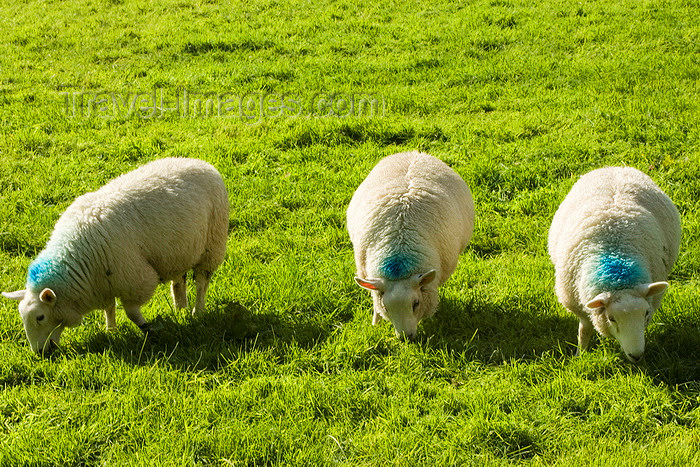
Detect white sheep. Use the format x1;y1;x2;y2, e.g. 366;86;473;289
3;157;229;353
347;151;475;338
548;166;680;361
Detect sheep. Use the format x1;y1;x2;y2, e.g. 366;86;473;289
548;166;680;362
346;151;475;338
2;157;229;353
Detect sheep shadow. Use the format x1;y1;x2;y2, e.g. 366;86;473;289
416;292;700;384
75;292;577;369
75;299;338;369
73;290;700;385
415;294;700;389
642;316;700;385
417;294;578;362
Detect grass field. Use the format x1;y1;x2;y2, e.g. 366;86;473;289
1;0;700;464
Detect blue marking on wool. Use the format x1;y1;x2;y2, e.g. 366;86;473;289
27;256;59;288
380;254;418;280
593;253;644;290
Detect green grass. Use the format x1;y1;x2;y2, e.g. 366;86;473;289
2;0;700;464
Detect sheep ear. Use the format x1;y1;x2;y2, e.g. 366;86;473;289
39;288;57;306
586;293;609;310
355;277;386;292
2;290;26;301
637;282;668;298
418;270;437;287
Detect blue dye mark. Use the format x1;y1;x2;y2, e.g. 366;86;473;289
27;256;59;288
593;253;644;290
380;254;418;280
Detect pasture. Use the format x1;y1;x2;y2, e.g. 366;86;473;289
1;0;700;464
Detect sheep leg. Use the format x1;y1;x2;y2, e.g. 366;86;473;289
104;300;117;331
121;265;163;332
123;302;164;332
192;269;213;315
123;303;148;329
171;274;189;309
576;319;595;356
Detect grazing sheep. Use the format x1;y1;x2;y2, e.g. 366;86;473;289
3;157;229;353
548;166;680;362
347;151;475;338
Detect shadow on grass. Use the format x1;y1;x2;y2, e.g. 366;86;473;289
419;294;700;382
72;291;700;385
75;293;577;368
74;297;576;369
418;295;578;362
643;317;700;385
75;299;339;369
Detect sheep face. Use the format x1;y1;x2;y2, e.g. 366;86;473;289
586;282;668;362
355;270;436;339
2;288;81;354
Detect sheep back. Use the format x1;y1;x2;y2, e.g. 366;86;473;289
548;166;680;314
26;157;229;312
347;151;474;283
